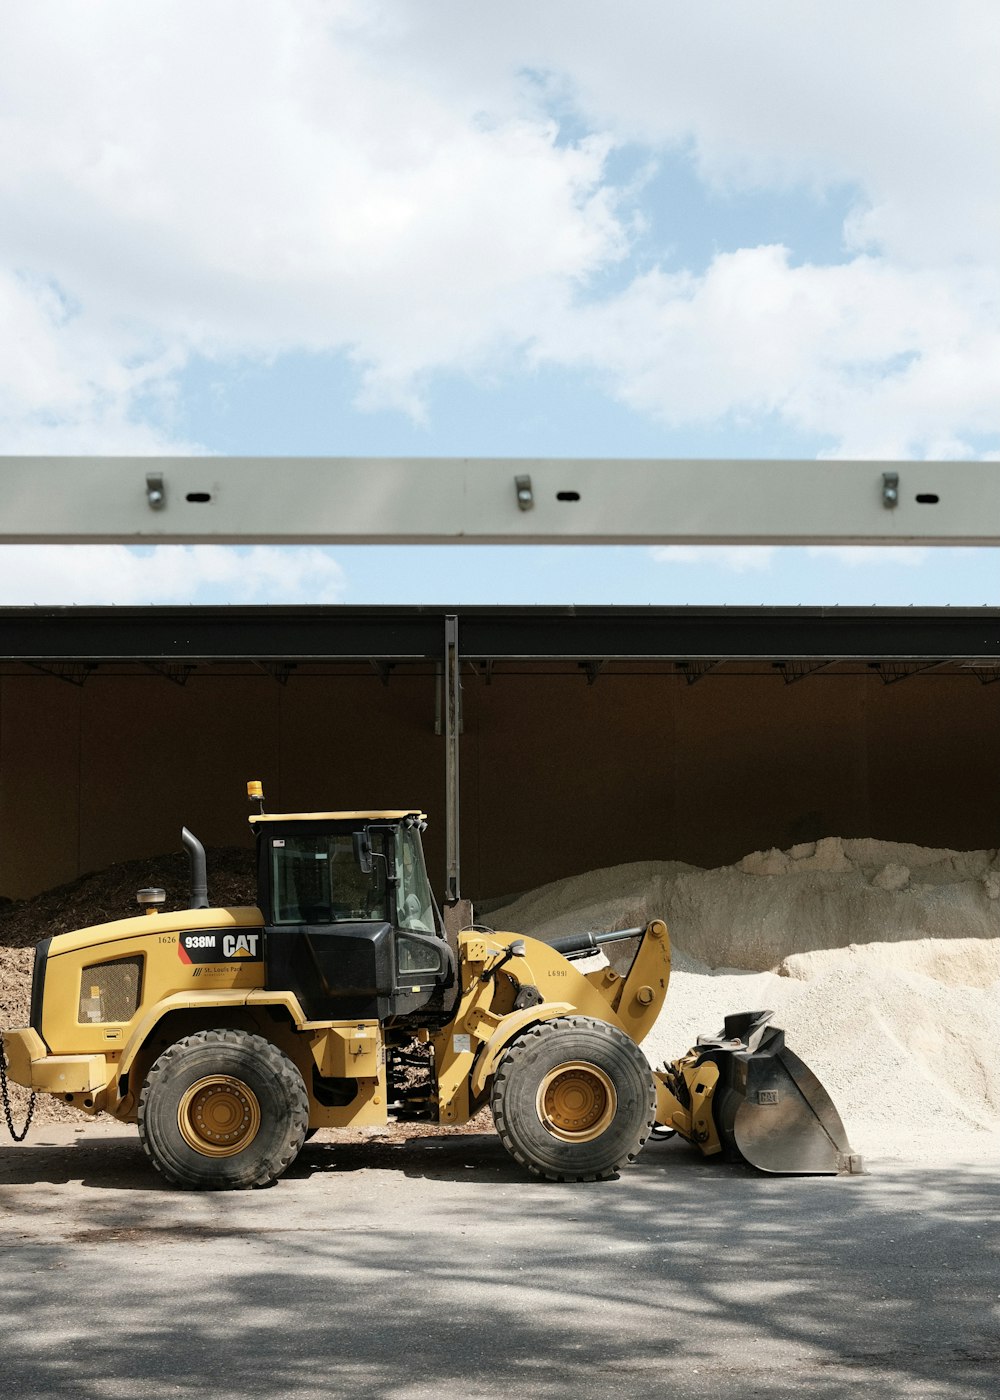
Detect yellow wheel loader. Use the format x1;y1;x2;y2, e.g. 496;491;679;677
1;784;860;1188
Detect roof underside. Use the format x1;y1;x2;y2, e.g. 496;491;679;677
2;606;1000;684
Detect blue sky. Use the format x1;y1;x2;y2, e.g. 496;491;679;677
0;2;997;606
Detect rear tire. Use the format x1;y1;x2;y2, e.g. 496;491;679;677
490;1016;655;1182
138;1029;308;1190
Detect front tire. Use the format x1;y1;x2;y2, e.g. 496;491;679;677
490;1016;655;1182
138;1029;308;1190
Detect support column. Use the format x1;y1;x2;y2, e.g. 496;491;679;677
444;614;461;902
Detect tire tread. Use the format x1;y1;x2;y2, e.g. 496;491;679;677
490;1016;655;1183
137;1028;308;1190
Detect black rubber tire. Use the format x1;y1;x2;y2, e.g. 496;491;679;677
137;1029;309;1190
490;1016;655;1182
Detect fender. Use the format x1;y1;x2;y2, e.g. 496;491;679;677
118;988;314;1078
468;1001;577;1099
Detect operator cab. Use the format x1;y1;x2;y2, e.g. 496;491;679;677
248;785;456;1026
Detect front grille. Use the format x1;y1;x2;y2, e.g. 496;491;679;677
78;955;143;1024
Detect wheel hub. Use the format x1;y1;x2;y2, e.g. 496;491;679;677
177;1075;261;1157
536;1061;617;1142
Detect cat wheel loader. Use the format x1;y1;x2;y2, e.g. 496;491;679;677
1;783;860;1188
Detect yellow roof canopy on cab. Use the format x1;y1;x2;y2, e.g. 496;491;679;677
248;810;427;824
245;780;425;824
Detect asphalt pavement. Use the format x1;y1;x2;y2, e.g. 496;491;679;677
0;1122;997;1399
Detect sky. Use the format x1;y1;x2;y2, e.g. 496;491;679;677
0;0;998;607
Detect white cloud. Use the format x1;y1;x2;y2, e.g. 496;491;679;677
0;267;195;452
0;1;625;432
804;546;930;569
650;543;937;580
0;0;995;460
651;545;776;573
0;545;347;604
535;246;1000;458
402;0;1000;264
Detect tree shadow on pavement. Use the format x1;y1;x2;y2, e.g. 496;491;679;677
0;1132;997;1400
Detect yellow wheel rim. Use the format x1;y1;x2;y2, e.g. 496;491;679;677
536;1062;617;1143
177;1075;261;1157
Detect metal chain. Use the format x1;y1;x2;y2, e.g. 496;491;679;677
0;1031;35;1142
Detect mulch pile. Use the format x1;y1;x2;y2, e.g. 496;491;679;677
0;846;256;951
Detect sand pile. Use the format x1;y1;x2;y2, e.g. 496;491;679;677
643;963;1000;1162
488;837;1000;1163
488;835;1000;971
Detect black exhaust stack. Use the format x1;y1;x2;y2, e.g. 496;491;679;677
182;827;210;910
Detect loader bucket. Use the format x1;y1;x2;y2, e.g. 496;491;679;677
694;1011;861;1175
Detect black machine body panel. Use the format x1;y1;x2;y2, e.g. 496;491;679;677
263;921;455;1024
30;937;53;1044
257;816;457;1026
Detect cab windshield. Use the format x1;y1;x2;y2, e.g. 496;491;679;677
270;831;388;925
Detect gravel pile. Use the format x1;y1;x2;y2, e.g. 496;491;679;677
488;837;1000;1164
